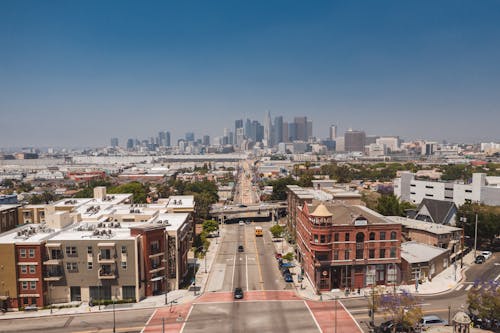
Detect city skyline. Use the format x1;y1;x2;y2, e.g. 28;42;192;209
2;1;500;147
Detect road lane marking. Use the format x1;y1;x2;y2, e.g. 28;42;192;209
253;229;264;290
455;284;464;291
246;255;249;291
180;304;195;333
304;301;323;333
465;284;473;291
494;274;500;282
231;250;237;290
140;308;158;333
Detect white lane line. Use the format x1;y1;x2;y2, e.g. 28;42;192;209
231;251;236;290
304;301;323;333
246;255;249;291
140;308;157;333
494;274;500;282
465;284;473;291
339;300;364;333
455;284;464;291
180;304;195;333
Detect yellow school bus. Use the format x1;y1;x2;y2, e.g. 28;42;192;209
255;226;263;237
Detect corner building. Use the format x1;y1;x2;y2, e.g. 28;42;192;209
296;202;401;292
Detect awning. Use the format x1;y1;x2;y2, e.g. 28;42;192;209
45;243;61;247
150;276;164;282
0;295;9;300
97;242;115;247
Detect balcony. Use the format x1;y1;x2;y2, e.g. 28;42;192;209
43;258;63;265
98;268;116;279
149;263;165;274
44;269;64;281
97;253;115;264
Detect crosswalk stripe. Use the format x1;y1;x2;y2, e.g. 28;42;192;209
455;284;464;291
465;285;473;291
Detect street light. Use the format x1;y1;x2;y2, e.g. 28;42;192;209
112;292;116;333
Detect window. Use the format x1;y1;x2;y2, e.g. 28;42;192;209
379;249;386;258
87;262;93;270
121;246;127;254
334;233;339;242
380;232;386;240
122;286;135;299
390;247;396;258
369;232;375;241
20;249;26;258
443;258;448;268
465;189;472;193
345;233;350;241
121;261;127;269
29;265;36;274
66;246;77;257
87;246;93;254
21;265;27;274
23;297;29;305
333;250;339;260
390;231;397;240
29;248;35;258
30;281;36;290
344;250;350;260
313;234;318;243
66;262;78;272
320;235;326;243
369;249;375;259
22;281;28;290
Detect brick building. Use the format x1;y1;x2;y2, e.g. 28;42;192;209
296;201;402;292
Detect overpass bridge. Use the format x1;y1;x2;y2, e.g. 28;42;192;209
210;202;287;223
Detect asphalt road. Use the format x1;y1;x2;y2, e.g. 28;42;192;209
343;252;500;332
0;308;154;333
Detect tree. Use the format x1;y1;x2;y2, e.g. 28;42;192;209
202;219;218;234
456;203;500;247
373;289;423;332
268;176;297;201
282;252;294;261
375;194;415;216
270;224;284;238
467;280;500;326
108;182;149;203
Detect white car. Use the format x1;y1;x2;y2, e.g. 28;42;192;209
481;251;492;260
239;221;245;226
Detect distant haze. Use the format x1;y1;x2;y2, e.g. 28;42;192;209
1;1;499;147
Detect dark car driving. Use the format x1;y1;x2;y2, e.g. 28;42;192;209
234;287;244;299
475;255;486;264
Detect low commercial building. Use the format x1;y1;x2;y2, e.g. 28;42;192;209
296;201;401;292
400;241;450;284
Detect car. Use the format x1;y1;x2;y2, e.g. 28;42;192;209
475;255;486;264
420;315;448;327
239;220;245;226
238;204;247;208
284;273;293;283
234;287;244;299
481;251;493;260
379;320;415;333
238;245;244;252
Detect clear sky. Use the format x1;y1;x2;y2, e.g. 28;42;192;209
1;1;499;147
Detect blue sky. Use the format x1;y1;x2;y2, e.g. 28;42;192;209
1;1;499;147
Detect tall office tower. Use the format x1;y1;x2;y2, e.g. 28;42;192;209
273;116;283;144
263;111;273;147
244;119;252;138
329;125;337;140
307;121;313;140
185;132;195;142
234;119;244;145
282;121;289;142
159;131;166;146
288;122;297;141
110;138;119;148
235;127;244;146
294;116;307;141
256;123;264;142
203;135;210;146
165;131;171;147
126;138;134;150
228;131;234;145
344;129;366;153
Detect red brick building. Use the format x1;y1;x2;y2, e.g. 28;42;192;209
15;243;46;308
296;202;402;292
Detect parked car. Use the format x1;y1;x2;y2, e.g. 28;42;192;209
238;245;244;252
475;255;486;264
420;315;448;327
280;262;295;268
239;220;245;226
378;320;414;333
284;273;293;283
481;251;493;260
234;287;244;299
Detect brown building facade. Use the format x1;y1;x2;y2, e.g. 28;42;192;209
296;202;402;292
0;205;20;233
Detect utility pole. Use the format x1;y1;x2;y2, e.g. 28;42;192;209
335;296;338;333
473;214;478;259
164;230;168;305
112;291;116;333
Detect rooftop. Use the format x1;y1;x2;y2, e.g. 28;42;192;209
387;216;461;234
0;204;21;211
0;223;61;244
401;241;449;263
304;202;399;226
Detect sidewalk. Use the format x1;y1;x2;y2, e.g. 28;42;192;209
272;235;477;301
0;225;223;320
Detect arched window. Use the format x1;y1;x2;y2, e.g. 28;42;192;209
390;231;397;240
356;232;365;259
369;232;375;241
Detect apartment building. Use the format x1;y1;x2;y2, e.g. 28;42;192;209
394;172;500;206
0;204;20;233
296;201;401;293
18;204;47;224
